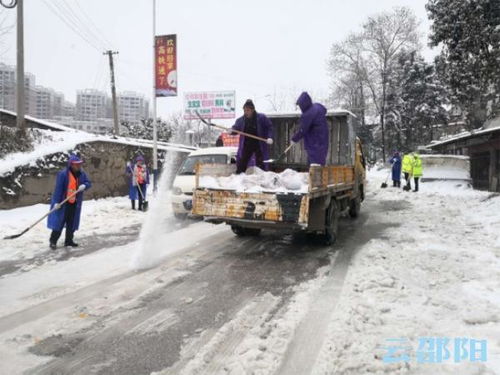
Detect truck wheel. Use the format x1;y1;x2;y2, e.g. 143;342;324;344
324;200;340;246
349;196;361;218
231;225;246;237
174;212;188;220
245;228;262;236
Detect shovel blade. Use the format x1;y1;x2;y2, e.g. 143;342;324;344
3;228;28;240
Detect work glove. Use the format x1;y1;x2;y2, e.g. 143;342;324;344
54;202;62;210
78;184;86;192
266;138;274;145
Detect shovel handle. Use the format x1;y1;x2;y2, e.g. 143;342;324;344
195;111;269;143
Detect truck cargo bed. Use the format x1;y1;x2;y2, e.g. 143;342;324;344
192;163;355;228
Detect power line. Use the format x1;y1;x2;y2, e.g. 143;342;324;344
57;0;110;49
49;0;106;50
42;0;102;52
71;0;113;48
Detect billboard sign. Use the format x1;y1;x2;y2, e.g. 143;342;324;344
184;91;236;120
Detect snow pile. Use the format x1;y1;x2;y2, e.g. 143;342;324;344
199;168;309;194
311;169;500;375
0;196;146;263
423;167;470;181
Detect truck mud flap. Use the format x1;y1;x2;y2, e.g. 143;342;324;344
276;193;303;223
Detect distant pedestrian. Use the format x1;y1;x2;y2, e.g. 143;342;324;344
215;134;224;147
389;151;402;187
291;92;329;165
412;153;423;192
125;160;138;209
132;155;150;211
402;152;414;191
47;155;91;249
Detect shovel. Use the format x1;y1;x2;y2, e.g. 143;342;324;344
381;171;391;188
3;190;80;240
264;143;294;164
403;173;413;191
136;181;149;211
195;111;271;144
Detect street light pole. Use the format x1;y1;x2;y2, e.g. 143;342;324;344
152;0;158;191
1;0;24;133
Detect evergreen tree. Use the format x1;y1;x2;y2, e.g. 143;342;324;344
386;52;449;151
426;0;500;129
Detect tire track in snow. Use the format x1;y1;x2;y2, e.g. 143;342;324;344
0;227;232;335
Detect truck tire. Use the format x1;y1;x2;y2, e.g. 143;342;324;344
324;200;340;246
231;225;246;237
349;196;361;218
174;212;188;220
245;228;262;236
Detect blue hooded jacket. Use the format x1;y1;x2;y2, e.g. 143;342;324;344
47;155;91;232
292;92;329;165
389;152;402;181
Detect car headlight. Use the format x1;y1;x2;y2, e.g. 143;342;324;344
172;186;183;195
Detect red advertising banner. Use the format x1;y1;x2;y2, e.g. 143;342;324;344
155;34;177;97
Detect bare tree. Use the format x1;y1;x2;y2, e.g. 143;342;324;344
329;33;371;127
0;10;14;57
362;7;421;160
328;7;421;160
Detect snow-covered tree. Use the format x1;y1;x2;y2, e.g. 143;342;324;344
386;52;449;152
427;0;500;129
122;118;173;142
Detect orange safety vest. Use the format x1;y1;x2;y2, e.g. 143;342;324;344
136;165;145;184
67;172;78;204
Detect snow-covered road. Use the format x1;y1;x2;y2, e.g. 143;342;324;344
0;171;499;375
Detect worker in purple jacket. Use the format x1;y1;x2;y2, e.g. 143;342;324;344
232;99;273;174
291;92;329;165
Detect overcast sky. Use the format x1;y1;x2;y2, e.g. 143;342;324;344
1;0;438;120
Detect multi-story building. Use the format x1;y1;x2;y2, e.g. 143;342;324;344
62;100;76;117
76;89;109;121
0;62;37;117
34;86;64;119
117;91;149;125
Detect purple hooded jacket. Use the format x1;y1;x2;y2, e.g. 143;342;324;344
232;112;273;169
292;92;329;165
47;155;91;232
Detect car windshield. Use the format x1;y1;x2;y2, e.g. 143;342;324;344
178;154;228;176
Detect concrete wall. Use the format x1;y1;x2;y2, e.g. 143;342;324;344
0;140;184;209
430;132;500;192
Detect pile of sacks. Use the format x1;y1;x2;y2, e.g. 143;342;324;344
199;168;309;194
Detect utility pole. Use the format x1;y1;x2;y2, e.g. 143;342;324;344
1;0;24;133
104;50;120;136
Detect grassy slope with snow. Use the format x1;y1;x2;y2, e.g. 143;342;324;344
0;129;98;177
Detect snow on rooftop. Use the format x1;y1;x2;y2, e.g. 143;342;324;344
429;116;500;148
